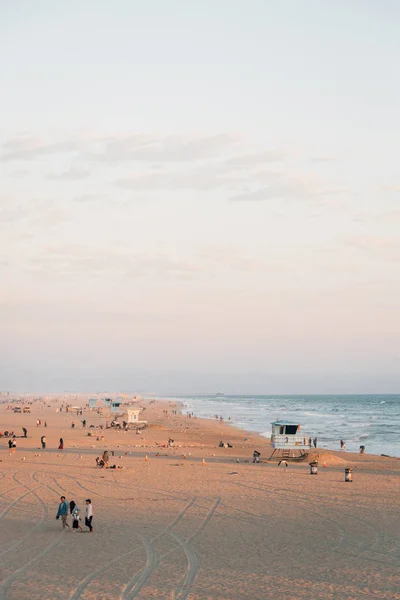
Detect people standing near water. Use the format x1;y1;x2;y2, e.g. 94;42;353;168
58;437;64;450
313;437;318;448
56;496;70;529
41;435;46;449
69;501;83;532
85;499;93;533
340;439;344;449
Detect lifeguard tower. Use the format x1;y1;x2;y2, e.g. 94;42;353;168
269;420;309;460
122;407;147;430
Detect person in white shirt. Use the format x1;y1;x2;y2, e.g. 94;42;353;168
85;499;93;533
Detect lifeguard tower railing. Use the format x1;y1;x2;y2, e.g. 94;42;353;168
269;420;309;459
271;434;309;449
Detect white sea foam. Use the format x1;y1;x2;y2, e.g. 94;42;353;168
165;393;400;457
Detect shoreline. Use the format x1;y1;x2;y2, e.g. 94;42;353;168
154;396;400;462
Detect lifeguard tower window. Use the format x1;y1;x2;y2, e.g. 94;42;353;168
285;425;298;435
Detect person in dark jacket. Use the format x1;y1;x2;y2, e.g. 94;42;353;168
56;496;69;530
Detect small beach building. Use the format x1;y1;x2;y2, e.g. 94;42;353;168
270;420;309;460
111;400;121;413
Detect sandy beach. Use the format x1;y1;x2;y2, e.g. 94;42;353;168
0;395;399;600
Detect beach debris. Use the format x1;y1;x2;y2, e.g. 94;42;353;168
278;460;288;468
236;458;240;463
21;457;26;460
309;460;318;475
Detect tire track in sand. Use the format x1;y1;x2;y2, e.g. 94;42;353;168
0;473;63;600
0;474;40;521
123;497;221;600
69;497;197;600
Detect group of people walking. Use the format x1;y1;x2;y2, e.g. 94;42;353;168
56;496;93;533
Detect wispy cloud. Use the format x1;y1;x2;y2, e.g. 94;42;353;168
311;156;336;163
46;167;90;180
71;193;107;203
344;235;400;260
87;133;242;163
22;242;272;283
1;136;83;161
229;170;345;204
116;164;244;191
223;150;285;168
0;198;69;227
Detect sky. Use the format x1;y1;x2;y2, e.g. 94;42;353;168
1;1;400;394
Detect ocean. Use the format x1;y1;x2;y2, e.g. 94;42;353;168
160;394;400;457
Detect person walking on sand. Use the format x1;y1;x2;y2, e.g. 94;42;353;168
58;437;64;450
56;496;70;530
22;427;27;438
85;499;93;533
41;435;46;449
36;419;40;427
69;500;83;532
313;437;318;448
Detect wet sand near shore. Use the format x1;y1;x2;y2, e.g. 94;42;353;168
0;396;399;600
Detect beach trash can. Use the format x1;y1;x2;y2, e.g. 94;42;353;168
345;468;353;482
309;460;318;475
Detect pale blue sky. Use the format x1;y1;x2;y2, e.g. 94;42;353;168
1;1;399;393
